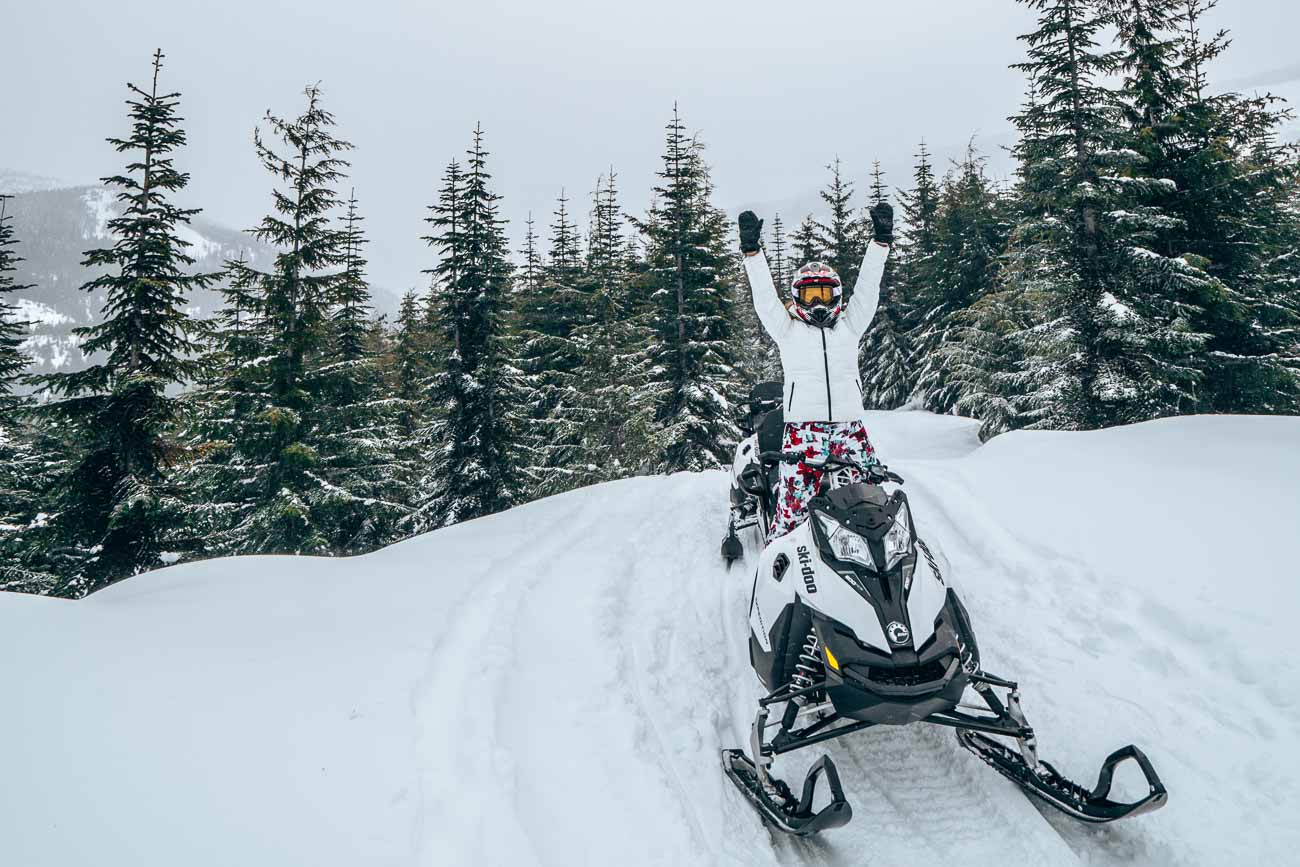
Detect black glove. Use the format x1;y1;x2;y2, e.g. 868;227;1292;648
869;202;894;245
738;210;763;254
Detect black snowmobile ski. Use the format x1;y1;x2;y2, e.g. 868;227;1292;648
956;730;1167;823
721;749;851;836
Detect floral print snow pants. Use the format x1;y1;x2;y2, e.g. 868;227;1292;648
768;421;878;542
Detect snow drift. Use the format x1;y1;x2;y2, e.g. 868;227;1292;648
2;411;1298;866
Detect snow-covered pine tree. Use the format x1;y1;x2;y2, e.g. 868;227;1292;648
1098;0;1211;420
183;85;353;557
514;190;593;495
894;141;941;334
391;289;431;437
1003;0;1143;430
0;196;30;392
0;195;56;594
33;51;218;594
519;212;543;297
415;126;524;527
909;144;1008;414
566;170;663;484
941;85;1055;438
636;106;742;471
306;191;414;552
790;214;824;266
1146;0;1300;412
817;157;866;294
858;161;913;409
766;213;791;294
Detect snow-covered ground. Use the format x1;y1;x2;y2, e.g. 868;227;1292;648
2;411;1298;866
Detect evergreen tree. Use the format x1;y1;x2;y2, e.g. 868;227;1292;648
392;289;431;437
34;51;218;593
519;212;543;296
0;194;57;594
868;160;889;206
1003;0;1146;429
567;170;663;484
894;141;941;333
180;85;353;557
817;157;865;291
766;212;791;293
790;214;824;266
858;161;912;409
0;195;31;392
514;190;593;495
635;106;741;471
910;145;1008;413
1135;0;1300;411
415;126;523;527
307;191;413;551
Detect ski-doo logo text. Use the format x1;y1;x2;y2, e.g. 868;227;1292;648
796;545;817;593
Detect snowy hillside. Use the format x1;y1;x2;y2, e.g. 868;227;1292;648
2;410;1297;866
1;184;279;375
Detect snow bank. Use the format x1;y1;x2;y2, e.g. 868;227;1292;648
2;411;1297;866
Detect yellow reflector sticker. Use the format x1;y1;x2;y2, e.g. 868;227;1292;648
824;644;839;671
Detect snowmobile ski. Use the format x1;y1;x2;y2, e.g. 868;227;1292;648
721;749;851;836
955;730;1167;823
721;521;745;567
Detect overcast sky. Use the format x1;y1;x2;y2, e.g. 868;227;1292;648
5;0;1297;295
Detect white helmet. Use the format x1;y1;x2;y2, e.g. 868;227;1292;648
791;261;842;326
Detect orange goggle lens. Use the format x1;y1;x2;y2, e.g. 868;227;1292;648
796;282;836;305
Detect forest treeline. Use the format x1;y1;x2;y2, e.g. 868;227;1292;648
1;0;1297;596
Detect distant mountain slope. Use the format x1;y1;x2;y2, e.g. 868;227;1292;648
3;183;278;375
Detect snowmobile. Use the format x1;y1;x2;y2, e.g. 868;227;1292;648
721;382;785;566
722;452;1168;836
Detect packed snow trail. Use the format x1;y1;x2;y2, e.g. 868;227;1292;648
2;411;1298;866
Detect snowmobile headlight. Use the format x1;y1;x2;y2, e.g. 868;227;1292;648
882;503;914;570
816;513;874;569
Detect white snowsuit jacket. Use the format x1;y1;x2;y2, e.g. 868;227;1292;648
743;242;890;423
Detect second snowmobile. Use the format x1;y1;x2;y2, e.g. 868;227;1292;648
722;451;1168;836
721;382;785;566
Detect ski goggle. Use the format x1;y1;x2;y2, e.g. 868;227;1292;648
795;280;838;306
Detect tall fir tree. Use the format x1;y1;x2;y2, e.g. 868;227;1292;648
519;212;543;296
567;170;663;484
307;191;414;551
514;190;593;495
766;212;791;293
635;106;741;471
0;195;31;392
790;214;824;266
817;157;866;293
0;194;56;594
895;140;941;332
910;145;1009;413
34;51;218;593
1003;0;1147;430
416;126;524;527
180;85;353;557
858;160;911;410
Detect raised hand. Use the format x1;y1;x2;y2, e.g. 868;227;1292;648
869;202;894;245
738;210;764;255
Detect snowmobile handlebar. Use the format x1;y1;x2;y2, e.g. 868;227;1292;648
758;451;904;485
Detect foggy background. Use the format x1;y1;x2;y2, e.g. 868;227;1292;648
4;0;1296;297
